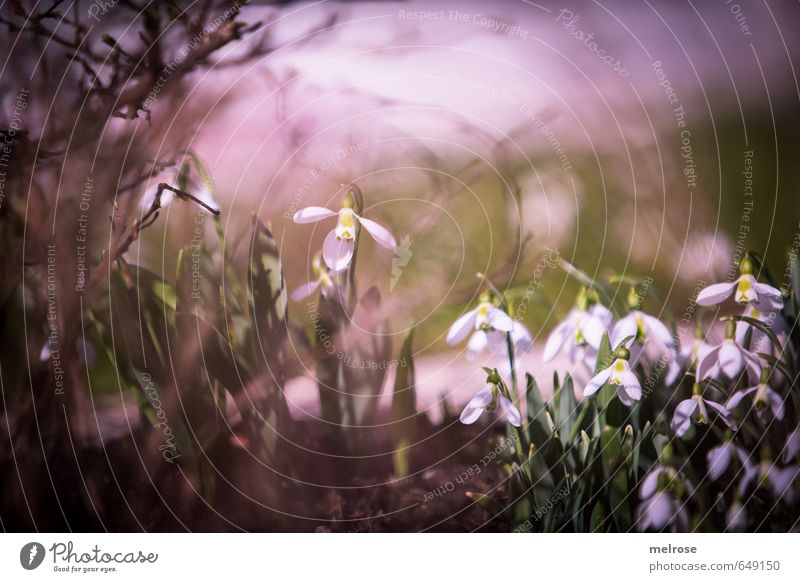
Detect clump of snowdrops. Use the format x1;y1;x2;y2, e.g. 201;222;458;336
449;254;799;532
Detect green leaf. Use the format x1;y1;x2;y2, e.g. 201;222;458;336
595;332;613;375
248;216;288;359
245;216;292;464
526;443;554;509
525;373;550;447
590;502;607;532
555;374;577;447
601;425;623;480
391;329;417;479
579;430;592;465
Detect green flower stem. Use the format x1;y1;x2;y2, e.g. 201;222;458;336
512;425;527;468
506;331;520;407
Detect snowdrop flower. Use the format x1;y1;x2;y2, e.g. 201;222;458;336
671;383;731;437
509;320;534;354
543;288;612;365
637;466;691;532
738;453;799;504
735;302;788;353
726;497;747;531
612;287;674;360
292;191;397;272
465;320;534;362
483;320;537;375
141;158;219;214
290;253;340;302
583;346;641;406
783;429;800;464
459;369;522;427
665;325;713;385
726;367;785;422
446;291;515;358
696;256;783;312
697;321;760;384
706;433;749;480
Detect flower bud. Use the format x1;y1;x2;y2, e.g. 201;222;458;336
614;346;631;361
724;319;736;340
738;255;754;276
341;192;355;209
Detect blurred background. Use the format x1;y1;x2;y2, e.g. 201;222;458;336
167;0;800;417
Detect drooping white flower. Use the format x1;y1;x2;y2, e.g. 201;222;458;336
292;193;397;272
735;302;788;354
583;347;641;406
696;256;783;312
612;286;673;357
706;438;749;480
738;458;799;504
543;288;612;365
612;309;673;348
460;381;521;427
637;466;691;532
461;319;535;371
665;331;713;385
697;321;760;384
509;320;534;354
726;369;786;422
463;329;505;360
671;384;731;437
446;293;515;359
612;306;675;367
141;157;220;214
290;253;340;302
725;499;747;531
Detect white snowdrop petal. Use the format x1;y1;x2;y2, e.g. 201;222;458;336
466;330;489;359
671;399;698;435
290;280;321;302
487;308;514;333
640;468;662;500
543;319;573;363
707;443;732;480
322;229;355;272
718;341;744;379
499;396;522;427
611;314;638;348
446;309;478;345
293;206;338;224
584;367;612;397
355;215;397;250
696;281;737;306
643;313;674;347
580;314;607;349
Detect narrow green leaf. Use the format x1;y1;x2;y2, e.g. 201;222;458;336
391;329;417;479
525;373;550;447
556;374;577;447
